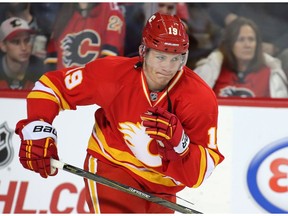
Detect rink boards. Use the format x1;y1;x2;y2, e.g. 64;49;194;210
0;96;288;214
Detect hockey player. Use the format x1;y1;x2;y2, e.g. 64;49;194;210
16;12;224;213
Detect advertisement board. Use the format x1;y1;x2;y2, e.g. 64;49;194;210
1;97;288;214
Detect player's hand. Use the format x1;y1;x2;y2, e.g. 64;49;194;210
15;120;59;178
141;107;190;161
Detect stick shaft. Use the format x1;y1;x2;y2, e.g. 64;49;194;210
51;158;202;214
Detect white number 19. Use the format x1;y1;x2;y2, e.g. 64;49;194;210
168;27;178;35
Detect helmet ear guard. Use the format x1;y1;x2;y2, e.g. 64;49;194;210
138;44;155;63
134;45;146;69
138;44;146;59
178;51;189;71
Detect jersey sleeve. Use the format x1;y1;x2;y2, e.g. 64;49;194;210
161;73;224;188
26;58;116;123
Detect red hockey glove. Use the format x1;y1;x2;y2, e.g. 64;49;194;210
141;107;190;161
15;120;59;178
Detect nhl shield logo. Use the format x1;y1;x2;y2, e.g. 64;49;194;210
0;122;14;169
150;92;158;101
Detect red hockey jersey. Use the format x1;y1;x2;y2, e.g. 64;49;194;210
26;56;224;194
49;3;125;69
213;66;271;97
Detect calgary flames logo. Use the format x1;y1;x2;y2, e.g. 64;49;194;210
61;30;100;68
118;122;161;167
219;86;255;97
0;122;14;169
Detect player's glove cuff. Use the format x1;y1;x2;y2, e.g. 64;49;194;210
173;131;190;154
16;120;58;178
21;120;57;141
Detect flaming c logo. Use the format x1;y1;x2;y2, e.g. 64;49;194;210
0;122;14;169
61;30;100;68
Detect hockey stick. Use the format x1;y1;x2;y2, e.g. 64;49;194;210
51;158;202;214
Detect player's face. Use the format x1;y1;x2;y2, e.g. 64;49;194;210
233;25;256;64
143;49;183;92
1;32;32;63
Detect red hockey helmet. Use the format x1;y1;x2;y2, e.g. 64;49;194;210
142;12;189;54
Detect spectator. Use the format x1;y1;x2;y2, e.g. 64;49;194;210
30;3;61;40
2;3;49;59
194;17;288;98
278;48;288;81
46;3;126;70
206;3;288;57
0;17;46;90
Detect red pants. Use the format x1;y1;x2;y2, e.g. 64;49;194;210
83;154;175;213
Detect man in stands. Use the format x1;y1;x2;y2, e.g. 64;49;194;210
0;17;46;90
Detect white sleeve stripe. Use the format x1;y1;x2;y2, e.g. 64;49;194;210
32;82;60;103
203;148;216;181
33;82;56;96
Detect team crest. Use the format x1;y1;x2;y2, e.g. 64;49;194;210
219;86;255;97
61;30;100;68
0;122;14;169
118;122;161;167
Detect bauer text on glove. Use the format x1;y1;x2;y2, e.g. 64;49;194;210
16;120;59;178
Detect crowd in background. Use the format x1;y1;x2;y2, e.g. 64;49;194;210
0;2;287;98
